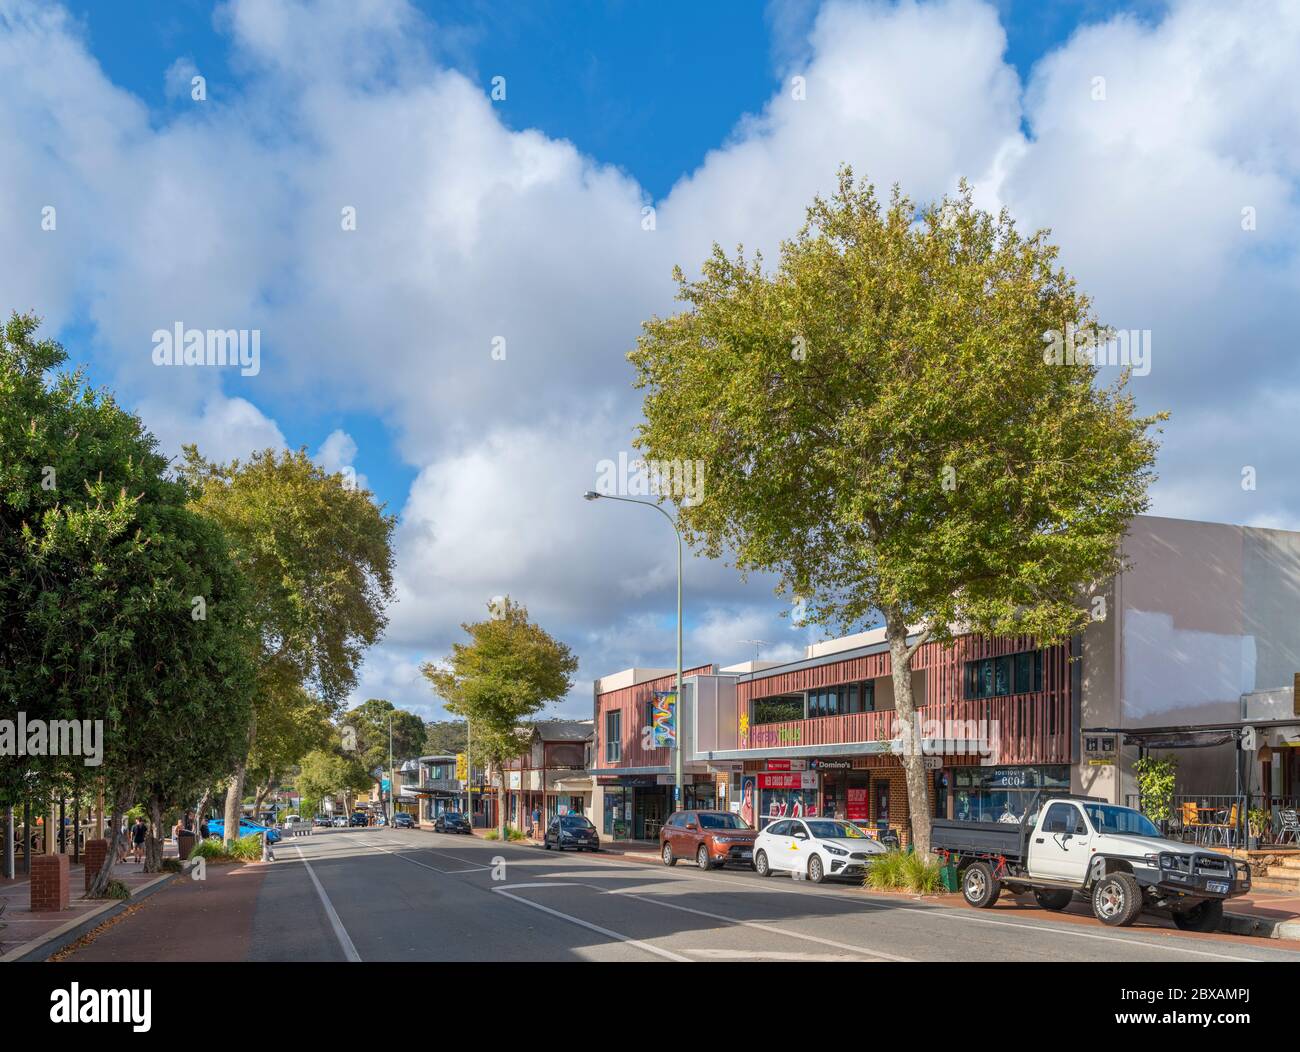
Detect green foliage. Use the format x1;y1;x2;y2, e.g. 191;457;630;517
422;598;578;776
229;834;264;860
297;748;372;803
343;698;427;775
1133;755;1178;823
181;445;396;708
103;879;131;900
864;850;943;893
506;825;526;841
423;720;468;757
628;169;1163;854
162;858;184;873
0;312;256;822
189;838;233;861
1248;808;1270;837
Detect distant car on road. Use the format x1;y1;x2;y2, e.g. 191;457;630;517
753;817;886;883
660;809;756;870
332;816;347;827
392;812;415;828
205;818;282;844
544;814;600;852
313;815;332;827
433;812;472;834
348;813;369;827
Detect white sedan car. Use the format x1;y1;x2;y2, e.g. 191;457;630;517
754;818;889;883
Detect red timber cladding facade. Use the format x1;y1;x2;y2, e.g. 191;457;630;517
595;665;716;770
739;634;1073;765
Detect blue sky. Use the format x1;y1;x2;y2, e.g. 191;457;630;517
4;0;1297;720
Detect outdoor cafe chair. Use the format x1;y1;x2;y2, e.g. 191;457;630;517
1204;803;1238;847
1279;808;1300;846
1179;801;1204;844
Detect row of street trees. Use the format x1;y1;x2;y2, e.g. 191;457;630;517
1;313;395;891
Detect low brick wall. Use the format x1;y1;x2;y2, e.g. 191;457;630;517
83;838;108;893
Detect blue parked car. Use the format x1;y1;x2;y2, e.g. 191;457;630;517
204;818;281;843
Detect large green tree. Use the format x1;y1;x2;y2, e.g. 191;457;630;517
181;447;395;845
0;313;257;891
245;685;335;818
422;598;577;836
423;720;468;756
297;747;373;816
342;698;427;818
628;170;1163;854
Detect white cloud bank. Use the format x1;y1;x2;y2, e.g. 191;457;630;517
2;0;1298;717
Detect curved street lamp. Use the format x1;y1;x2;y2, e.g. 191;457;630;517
584;491;684;810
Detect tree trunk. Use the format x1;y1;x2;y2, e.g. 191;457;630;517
886;612;932;857
143;793;164;873
194;788;211;834
251;779;273;819
87;787;131;898
224;711;257;846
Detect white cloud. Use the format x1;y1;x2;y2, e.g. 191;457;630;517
4;0;1300;715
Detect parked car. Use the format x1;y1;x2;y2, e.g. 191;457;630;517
332;816;348;827
753;817;886;882
348;813;369;827
544;814;600;852
433;812;472;834
392;812;415;828
313;815;332;827
204;818;282;844
931;794;1251;930
660;810;757;870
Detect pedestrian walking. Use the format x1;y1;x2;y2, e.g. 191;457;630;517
130;816;147;863
262;831;275;863
531;806;541;839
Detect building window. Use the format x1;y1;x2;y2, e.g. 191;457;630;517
964;649;1042;700
753;693;804;725
605;711;621;763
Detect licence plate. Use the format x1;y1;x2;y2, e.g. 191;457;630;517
740;850;753;858
1206;881;1229;894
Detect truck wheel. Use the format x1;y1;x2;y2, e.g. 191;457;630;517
962;862;1001;908
1091;872;1143;927
1033;888;1074;912
1171;899;1224;933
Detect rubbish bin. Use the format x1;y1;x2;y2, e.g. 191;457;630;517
939;858;960;893
176;831;196;861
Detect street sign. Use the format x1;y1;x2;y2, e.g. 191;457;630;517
455;753;468;780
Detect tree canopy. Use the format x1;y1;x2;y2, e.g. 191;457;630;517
628;170;1163;852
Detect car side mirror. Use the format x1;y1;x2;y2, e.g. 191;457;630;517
686;823;697;831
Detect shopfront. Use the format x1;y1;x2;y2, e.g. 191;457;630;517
811;760;870;822
949;764;1070;822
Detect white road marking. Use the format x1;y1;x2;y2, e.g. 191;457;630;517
491;884;691;962
294;845;361;962
611;888;913;961
565;850;1275;961
358;838;490;875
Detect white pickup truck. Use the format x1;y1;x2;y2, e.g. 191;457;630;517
931;794;1250;931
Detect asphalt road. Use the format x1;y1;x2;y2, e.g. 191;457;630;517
63;828;1300;962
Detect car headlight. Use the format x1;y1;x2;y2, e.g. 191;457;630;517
823;843;848;856
1143;853;1160;866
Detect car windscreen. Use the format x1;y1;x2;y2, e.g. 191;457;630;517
559;816;593;829
805;820;867;839
697;812;749;830
1082;804;1162;838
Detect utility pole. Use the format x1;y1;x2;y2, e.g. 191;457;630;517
388;711;395;825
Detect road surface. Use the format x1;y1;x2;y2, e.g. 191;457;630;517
60;827;1300;963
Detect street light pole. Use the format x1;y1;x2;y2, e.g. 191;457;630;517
584;491;684;811
388;711;394;826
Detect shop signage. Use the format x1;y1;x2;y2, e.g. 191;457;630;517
757;772;817;790
1081;733;1117;766
923;757;942;770
765;759;807;772
809;759;852;770
846;786;869;822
